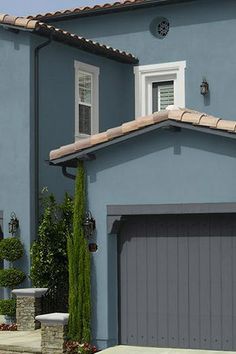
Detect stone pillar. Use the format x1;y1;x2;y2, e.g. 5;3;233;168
12;288;48;331
36;313;69;354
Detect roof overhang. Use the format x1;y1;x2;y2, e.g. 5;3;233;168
0;14;138;64
31;0;197;22
49;116;236;168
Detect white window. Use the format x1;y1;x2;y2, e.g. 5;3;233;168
74;61;99;139
134;61;186;117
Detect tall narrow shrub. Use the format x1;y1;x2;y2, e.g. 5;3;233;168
68;161;91;342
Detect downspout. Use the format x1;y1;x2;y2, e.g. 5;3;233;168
34;36;52;228
62;166;76;180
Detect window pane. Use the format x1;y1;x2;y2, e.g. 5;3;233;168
79;72;92;104
152;81;174;112
79;104;91;135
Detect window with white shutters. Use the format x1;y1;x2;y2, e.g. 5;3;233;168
152;81;174;112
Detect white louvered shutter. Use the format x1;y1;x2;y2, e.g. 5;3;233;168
152;81;174;112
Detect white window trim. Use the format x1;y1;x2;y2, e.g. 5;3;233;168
74;61;100;140
134;61;186;117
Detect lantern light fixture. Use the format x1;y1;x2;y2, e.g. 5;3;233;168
200;79;209;96
82;211;96;238
8;212;19;236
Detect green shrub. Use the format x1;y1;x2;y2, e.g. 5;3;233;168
0;238;24;262
30;191;73;289
0;299;16;317
0;269;26;288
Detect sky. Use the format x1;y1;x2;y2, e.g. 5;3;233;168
0;0;107;16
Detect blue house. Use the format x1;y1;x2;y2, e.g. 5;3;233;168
1;0;236;351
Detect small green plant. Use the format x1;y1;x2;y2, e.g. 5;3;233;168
0;299;16;317
0;238;24;262
0;269;26;288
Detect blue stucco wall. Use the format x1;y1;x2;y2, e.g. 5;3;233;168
35;38;134;197
0;28;33;285
54;0;236;120
85;128;236;348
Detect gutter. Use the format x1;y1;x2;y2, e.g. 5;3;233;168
34;36;52;226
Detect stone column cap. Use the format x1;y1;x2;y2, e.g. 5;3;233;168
36;312;69;325
12;288;48;298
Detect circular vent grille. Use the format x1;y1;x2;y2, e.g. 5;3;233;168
157;19;170;38
150;17;170;39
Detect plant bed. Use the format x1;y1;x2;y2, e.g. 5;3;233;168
0;323;17;331
65;341;97;354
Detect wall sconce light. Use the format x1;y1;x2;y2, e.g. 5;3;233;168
82;211;96;238
200;79;209;96
8;212;19;236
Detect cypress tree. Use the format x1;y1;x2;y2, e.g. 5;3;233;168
67;160;91;342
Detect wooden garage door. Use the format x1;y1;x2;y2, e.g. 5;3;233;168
118;214;236;351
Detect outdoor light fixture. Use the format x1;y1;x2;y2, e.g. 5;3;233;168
200;79;209;95
83;211;96;238
8;212;19;236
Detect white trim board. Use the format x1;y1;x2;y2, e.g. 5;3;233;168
134;61;186;117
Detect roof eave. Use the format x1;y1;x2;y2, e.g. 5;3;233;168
32;0;195;22
49;119;236;167
34;26;138;64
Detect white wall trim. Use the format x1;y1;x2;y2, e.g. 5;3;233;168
134;61;186;117
74;60;100;140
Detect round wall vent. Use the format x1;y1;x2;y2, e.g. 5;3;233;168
150;17;170;39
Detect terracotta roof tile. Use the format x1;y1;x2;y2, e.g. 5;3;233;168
28;0;146;20
181;112;205;124
0;13;137;64
136;114;156;127
49;108;236;162
198;115;220;128
90;132;109;145
107;126;123;139
216;119;236;132
74;138;92;150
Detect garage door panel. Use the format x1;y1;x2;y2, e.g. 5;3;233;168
118;223;128;344
222;236;233;350
189;230;201;349
126;220;138;345
167;231;178;348
199;235;211;349
137;219;147;346
147;218;158;346
178;220;189;349
157;231;168;347
210;234;222;350
118;214;236;350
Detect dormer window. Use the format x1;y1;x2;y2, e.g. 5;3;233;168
75;61;99;140
134;61;186;117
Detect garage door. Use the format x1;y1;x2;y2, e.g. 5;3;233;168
118;214;236;351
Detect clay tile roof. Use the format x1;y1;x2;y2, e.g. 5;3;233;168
28;0;147;20
49;107;236;162
0;13;137;64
